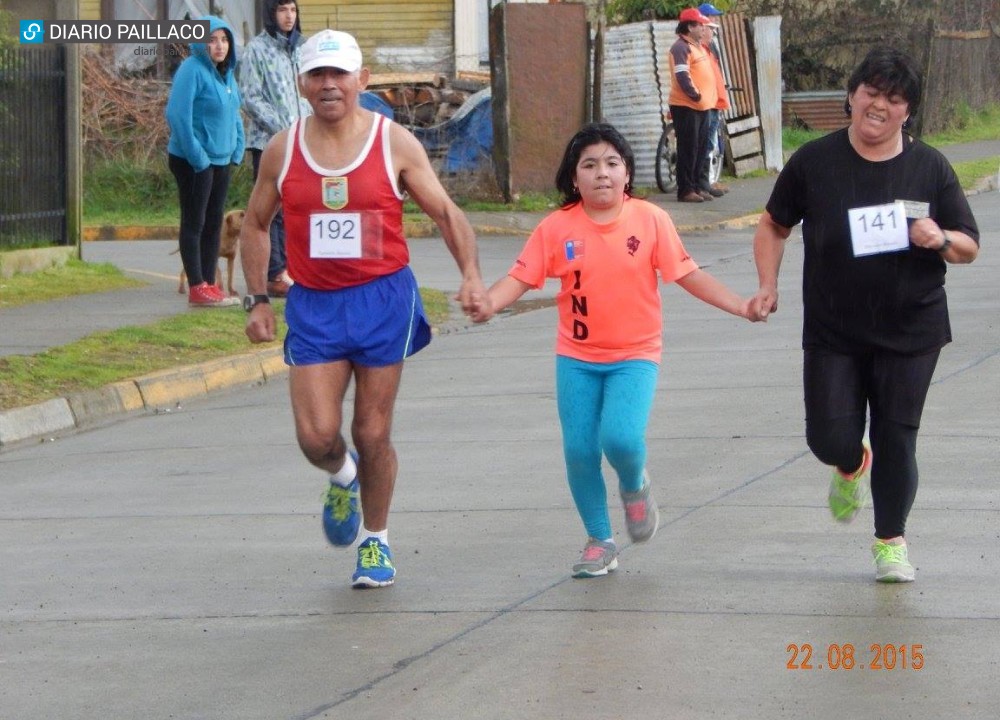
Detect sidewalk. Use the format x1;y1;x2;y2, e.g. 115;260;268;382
1;141;997;449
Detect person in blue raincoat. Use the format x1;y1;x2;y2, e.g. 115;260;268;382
166;15;245;307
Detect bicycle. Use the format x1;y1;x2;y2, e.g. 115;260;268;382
655;112;726;194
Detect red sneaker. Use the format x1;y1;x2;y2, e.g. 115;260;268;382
188;282;231;307
205;282;239;306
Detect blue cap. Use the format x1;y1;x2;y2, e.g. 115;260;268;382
698;3;724;15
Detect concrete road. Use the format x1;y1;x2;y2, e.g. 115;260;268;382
1;193;998;719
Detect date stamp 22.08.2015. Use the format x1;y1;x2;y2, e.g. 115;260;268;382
786;643;924;671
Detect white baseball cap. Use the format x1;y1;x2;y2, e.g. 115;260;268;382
299;29;362;74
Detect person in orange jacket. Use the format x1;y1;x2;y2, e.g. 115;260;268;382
697;2;730;197
667;7;717;203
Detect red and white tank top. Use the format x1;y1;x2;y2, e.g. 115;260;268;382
278;113;408;290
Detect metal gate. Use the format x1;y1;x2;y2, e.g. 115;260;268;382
0;44;67;249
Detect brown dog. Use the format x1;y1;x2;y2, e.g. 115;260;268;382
176;209;245;296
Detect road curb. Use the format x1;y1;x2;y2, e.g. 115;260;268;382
19;172;990;451
4;213;760;451
82;226;179;242
81;217;761;242
0;399;77;447
0;347;286;451
677;212;763;232
81;217;531;242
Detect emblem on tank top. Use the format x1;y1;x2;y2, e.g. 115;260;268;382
322;177;348;210
626;235;640;256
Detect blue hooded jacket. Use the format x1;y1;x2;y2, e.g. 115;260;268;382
166;16;245;171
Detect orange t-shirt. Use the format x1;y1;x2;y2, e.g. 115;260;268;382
508;198;698;363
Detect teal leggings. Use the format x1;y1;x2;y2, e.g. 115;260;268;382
556;355;660;540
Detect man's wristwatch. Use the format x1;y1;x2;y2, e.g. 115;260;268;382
243;294;270;312
937;231;952;253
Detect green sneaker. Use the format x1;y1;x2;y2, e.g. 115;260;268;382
828;442;871;523
872;540;915;583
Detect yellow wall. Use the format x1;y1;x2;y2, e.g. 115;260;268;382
79;0;101;20
300;0;453;74
61;0;453;73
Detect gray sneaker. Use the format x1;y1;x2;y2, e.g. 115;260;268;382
872;540;915;583
572;539;618;578
621;472;659;543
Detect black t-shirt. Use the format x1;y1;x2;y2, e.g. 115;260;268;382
766;129;980;354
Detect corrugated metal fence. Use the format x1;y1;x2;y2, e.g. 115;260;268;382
600;16;777;188
599;22;664;189
0;45;67;250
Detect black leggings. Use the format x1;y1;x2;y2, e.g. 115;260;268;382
803;346;940;539
169;154;231;287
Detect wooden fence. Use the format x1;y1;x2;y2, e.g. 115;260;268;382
921;28;1000;134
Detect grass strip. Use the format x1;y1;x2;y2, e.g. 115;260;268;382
0;305;281;410
1;259;144;309
0;287;452;411
952;157;999;191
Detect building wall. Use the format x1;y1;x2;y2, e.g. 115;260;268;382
300;0;454;74
491;3;589;196
79;0;100;20
3;0;60;23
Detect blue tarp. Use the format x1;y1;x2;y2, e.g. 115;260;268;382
411;88;492;173
360;91;394;119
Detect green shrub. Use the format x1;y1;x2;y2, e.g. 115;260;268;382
923;103;1000;145
83;156;255;225
605;0;733;24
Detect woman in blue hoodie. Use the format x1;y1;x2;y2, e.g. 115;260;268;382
166;15;245;307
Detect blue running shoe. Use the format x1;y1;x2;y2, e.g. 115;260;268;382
322;450;360;546
352;537;395;588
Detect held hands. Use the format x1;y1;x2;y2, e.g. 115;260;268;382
747;287;778;322
465;292;494;323
456;279;495;324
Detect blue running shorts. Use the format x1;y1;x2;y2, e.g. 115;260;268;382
283;266;432;367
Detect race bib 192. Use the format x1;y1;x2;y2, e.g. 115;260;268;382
309;212;362;259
